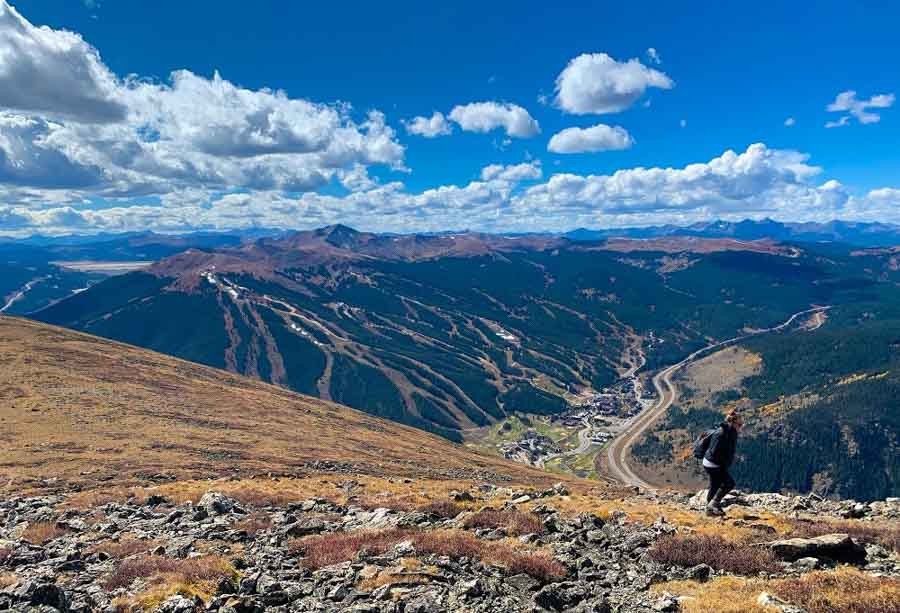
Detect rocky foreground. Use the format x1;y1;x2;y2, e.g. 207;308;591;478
1;481;899;613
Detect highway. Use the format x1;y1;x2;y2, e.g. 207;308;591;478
602;306;830;490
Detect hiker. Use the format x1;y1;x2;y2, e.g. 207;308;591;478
701;410;742;516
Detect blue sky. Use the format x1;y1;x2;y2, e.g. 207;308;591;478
0;0;898;235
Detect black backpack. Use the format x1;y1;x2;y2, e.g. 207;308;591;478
692;427;718;460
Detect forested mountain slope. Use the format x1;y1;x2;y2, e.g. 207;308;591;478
34;226;893;444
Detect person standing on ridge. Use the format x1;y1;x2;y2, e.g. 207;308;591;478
702;410;742;516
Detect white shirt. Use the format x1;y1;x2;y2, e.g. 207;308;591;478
702;457;720;469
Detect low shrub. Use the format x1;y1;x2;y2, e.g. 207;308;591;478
649;533;779;575
291;528;566;582
92;538;161;559
463;509;544;536
412;530;566;583
21;522;68;545
290;529;414;571
771;567;900;613
103;555;234;591
419;500;463;519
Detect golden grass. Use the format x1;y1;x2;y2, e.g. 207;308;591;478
21;521;68;544
104;555;237;612
0;316;566;496
357;557;437;591
770;567;900;613
657;568;900;613
90;537;162;559
418;500;464;519
653;577;771;613
0;574;18;589
463;509;544;536
522;494;794;541
65;475;484;511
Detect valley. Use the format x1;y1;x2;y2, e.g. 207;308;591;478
28;226;900;499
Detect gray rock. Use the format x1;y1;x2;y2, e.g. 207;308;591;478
792;557;821;571
198;491;236;516
285;518;325;537
686;563;712;582
768;533;867;563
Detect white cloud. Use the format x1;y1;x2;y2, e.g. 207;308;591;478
547;124;634;153
825;116;850;129
0;1;406;207
784;117;796;127
9;143;890;236
480;161;541;182
646;48;661;64
448;102;540;138
554;53;674;115
0;1;125;122
402;111;452;138
826;90;895;125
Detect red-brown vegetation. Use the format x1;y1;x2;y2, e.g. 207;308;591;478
92;537;161;559
419;500;463;519
649;533;779;575
290;528;566;582
104;555;234;591
771;567;900;613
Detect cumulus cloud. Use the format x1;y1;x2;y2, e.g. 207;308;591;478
9;143;892;236
0;1;125;122
784;117;796;127
448;102;540;138
0;2;406;210
547;124;634;154
554;53;673;115
646;48;661;64
480;161;541;182
402;111;452;138
826;90;895;125
519;143;834;222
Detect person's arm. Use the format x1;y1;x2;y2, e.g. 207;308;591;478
724;428;737;467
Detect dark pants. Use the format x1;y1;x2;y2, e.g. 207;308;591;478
704;466;735;503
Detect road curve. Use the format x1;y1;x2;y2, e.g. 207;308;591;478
602;306;830;490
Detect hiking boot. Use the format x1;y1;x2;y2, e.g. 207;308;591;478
705;500;725;516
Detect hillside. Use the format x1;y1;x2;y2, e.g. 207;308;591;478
632;301;900;501
1;316;899;613
33;226;888;444
0;316;557;495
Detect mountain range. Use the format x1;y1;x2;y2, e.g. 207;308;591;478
564;218;900;246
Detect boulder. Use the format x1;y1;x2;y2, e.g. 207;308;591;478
198;492;236;516
285;518;325;537
768;533;867;563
